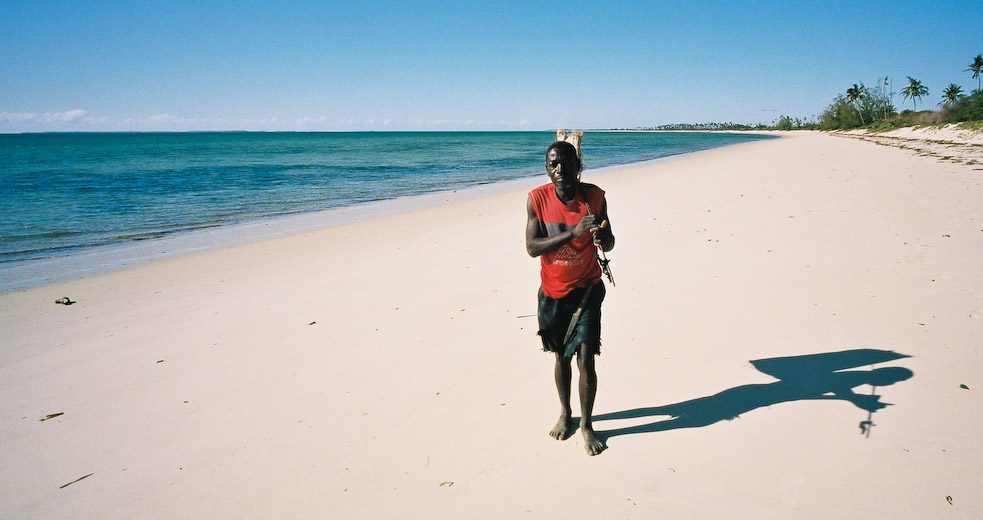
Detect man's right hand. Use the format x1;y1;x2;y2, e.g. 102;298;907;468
572;214;602;237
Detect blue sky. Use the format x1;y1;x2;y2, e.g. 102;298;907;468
1;0;980;132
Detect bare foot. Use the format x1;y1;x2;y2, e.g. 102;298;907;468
582;427;606;455
549;414;573;440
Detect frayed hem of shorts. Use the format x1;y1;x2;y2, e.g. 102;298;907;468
539;336;601;358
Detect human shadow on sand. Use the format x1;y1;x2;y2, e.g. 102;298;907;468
593;348;913;440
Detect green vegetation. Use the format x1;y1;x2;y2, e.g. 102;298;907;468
900;77;929;110
966;54;983;92
943;92;983;122
772;115;813;130
816;83;894;130
941;84;964;107
642;122;768;131
957;120;983;131
846;84;869;125
637;55;983;132
810;53;983;131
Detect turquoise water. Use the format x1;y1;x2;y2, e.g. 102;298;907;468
0;131;774;265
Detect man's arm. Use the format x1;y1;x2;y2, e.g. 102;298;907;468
592;199;615;253
525;195;604;258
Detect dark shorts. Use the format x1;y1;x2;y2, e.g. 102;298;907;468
537;281;606;359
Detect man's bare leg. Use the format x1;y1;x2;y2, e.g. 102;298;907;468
549;353;574;440
577;343;606;455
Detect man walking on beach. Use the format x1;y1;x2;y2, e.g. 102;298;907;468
525;136;615;456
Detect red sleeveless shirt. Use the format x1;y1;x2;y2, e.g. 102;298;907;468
529;182;605;298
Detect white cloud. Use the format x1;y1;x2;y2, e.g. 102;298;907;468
0;111;39;123
409;119;452;127
2;110;520;132
1;109;88;125
148;113;202;124
40;109;88;122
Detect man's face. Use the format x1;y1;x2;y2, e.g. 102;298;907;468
546;147;579;194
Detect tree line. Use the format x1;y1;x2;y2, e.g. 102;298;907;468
779;53;983;131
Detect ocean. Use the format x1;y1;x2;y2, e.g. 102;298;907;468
0;131;774;289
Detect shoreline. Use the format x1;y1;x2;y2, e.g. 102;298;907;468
0;138;768;293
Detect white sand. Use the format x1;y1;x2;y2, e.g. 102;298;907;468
2;131;981;518
837;124;983;165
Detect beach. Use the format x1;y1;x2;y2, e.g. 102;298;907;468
2;131;981;517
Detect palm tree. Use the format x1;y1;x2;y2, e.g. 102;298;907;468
900;77;929;110
846;83;868;124
881;76;892;120
966;54;983;92
940;84;963;107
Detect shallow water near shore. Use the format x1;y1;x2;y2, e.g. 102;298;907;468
0;131;774;290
